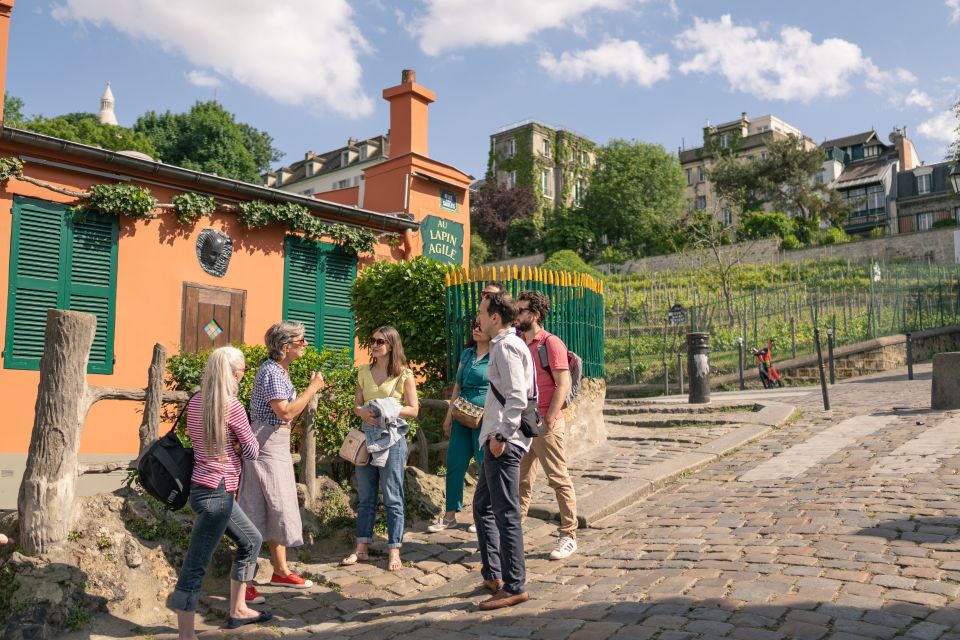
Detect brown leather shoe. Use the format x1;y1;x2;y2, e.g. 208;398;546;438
482;578;504;593
478;589;529;610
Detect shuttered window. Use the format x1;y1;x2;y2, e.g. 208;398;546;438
282;235;357;356
5;197;119;373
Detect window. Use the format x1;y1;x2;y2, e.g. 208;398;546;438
955;206;960;224
722;207;732;227
815;173;824;184
866;185;885;211
340;151;350;167
333;178;351;189
5;197;118;373
579;150;589;166
506;138;516;158
575;178;585;205
844;188;868;214
719;133;730;149
917;173;932;194
507;170;517;188
359;145;368;161
283;236;357;356
685;168;693;186
696;196;706;210
541;168;553;198
542;139;551;158
698;166;705;183
864;145;879;158
917;211;934;231
305;163;313;178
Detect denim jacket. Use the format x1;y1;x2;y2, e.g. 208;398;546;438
361;396;410;467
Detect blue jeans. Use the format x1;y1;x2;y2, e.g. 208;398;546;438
355;438;407;548
445;421;482;512
473;442;526;595
168;480;263;612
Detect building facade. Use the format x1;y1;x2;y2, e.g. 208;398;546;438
679;113;813;226
895;161;960;233
266;134;389;198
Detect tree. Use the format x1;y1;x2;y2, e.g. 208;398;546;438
4;92;24;125
134;101;282;182
18;112;158;156
950;99;960;162
470;180;538;258
543;206;594;256
577;139;685;259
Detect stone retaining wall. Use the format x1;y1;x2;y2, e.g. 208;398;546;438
562;377;607;457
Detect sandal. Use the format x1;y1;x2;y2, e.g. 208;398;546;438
339;552;369;566
387;555;403;572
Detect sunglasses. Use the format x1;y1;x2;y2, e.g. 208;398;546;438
370;337;389;346
289;337;307;346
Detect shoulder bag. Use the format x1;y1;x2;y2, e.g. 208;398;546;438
339;374;402;465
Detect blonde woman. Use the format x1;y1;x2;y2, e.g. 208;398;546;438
341;325;419;571
168;346;269;636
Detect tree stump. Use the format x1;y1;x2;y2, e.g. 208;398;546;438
299;396;320;505
18;309;96;556
138;343;167;457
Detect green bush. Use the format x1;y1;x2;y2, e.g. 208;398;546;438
468;232;490;268
506;217;542;257
818;226;849;245
167;344;359;456
868;226;887;239
541;249;602;277
736;211;796;242
351;255;448;392
933;217;958;229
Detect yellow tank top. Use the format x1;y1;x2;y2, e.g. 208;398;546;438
358;365;411;403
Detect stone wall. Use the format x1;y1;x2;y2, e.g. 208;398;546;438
779;226;958;266
562;377;607;457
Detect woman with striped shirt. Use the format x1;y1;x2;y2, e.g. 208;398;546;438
168;346;271;636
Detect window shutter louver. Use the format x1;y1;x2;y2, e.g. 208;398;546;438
320;248;357;353
67;212;119;373
283;236;320;345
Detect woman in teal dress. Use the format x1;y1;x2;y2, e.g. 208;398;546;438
428;318;490;533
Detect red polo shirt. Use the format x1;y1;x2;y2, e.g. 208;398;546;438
525;329;569;415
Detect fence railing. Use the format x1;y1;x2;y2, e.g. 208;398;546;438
444;265;605;380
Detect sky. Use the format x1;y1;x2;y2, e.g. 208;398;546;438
6;1;960;182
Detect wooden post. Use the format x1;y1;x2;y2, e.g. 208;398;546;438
18;309;96;556
138;343;167;457
299;395;319;505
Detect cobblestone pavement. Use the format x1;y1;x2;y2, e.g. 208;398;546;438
81;364;960;639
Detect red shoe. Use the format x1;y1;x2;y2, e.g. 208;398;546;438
245;585;265;604
268;572;314;589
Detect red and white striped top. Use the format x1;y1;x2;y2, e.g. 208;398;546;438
187;394;259;492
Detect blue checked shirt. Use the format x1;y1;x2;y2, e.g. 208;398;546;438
250;359;295;425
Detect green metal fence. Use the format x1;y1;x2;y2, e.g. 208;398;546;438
444;265;605;380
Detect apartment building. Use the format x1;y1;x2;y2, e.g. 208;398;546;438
264;134;389;198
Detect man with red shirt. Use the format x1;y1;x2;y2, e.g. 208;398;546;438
515;290;578;560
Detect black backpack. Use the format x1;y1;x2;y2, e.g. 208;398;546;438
137;395;196;510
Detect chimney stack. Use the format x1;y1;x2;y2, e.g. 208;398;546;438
0;1;14;122
382;69;435;158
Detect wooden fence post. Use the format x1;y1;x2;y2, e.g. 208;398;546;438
299;395;319;505
18;309;96;556
138;343;166;457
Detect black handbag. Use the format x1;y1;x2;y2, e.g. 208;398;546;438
489;382;543;438
137;395;196;510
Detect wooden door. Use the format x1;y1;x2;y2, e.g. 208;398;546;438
181;283;246;352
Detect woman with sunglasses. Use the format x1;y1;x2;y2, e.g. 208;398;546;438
238;322;325;599
341;325;419;571
428;317;490;533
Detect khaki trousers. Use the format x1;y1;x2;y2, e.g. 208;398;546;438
518;416;578;537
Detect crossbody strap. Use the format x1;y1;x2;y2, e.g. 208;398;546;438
166;392;198;439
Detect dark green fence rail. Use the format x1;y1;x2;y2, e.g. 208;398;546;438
445;265;605;380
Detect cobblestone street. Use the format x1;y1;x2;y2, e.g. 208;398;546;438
77;363;960;639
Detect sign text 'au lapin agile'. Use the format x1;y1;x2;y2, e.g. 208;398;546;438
422;215;464;266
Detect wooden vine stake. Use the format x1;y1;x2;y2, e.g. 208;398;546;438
18;309;97;556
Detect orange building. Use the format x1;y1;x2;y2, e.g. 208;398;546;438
0;0;471;501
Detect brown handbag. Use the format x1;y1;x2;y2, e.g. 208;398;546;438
450;396;484;429
339;428;370;466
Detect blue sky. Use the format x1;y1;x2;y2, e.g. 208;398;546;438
7;1;960;181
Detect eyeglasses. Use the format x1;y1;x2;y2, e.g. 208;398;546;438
289;337;307;346
370;337;389;346
481;290;499;299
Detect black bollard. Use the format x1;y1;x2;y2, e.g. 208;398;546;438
814;328;830;410
737;338;745;390
827;329;836;385
663;363;669;396
906;332;914;381
687;332;711;404
677;352;684;395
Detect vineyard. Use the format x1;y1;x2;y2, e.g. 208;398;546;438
604;260;960;385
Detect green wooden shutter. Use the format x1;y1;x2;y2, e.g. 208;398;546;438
4;198;66;369
282;235;357;356
4;197;118;373
66;212;119;374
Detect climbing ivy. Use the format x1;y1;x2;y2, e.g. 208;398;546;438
0;157;23;181
171;192;216;224
86;183;159;218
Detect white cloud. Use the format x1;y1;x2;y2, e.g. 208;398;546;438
539;39;669;87
674;15;915;104
905;89;934;111
917;110;957;144
185;70;221;89
52;0;374;117
948;0;960;22
410;0;639;55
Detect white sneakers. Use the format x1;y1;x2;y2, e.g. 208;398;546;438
427;516;478;534
550;536;577;560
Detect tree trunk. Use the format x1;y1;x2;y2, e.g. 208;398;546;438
138;343;167;457
18;309;96;556
299;395;319;505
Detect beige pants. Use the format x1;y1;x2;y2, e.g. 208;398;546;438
518;416;578;537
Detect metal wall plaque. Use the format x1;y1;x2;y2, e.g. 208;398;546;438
196;228;233;277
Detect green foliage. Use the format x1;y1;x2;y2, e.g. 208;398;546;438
934;217;958;229
351;256;448;389
578;139;685;259
19;112;158;157
171;192;216;224
543;206;594;256
506;216;543;256
134;101;282;182
3;92;24;125
166;344;359;457
736;211;796;242
0;564;18;625
66;604;92;631
0;156;24;181
950;99;960;163
86;183;159;218
869;226;888;239
817;226;849;245
468;232;490;268
541;249;602;277
237;200;376;254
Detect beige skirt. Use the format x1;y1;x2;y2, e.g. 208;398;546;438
238;422;303;547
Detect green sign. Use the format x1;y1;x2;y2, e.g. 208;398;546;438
440;189;457;212
422;215;463;265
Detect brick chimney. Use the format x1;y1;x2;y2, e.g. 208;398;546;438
382;69;435;157
891;126;920;171
0;1;14;122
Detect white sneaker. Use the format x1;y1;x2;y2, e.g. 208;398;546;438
550;536;577;560
427;516;457;533
468;523;477;533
